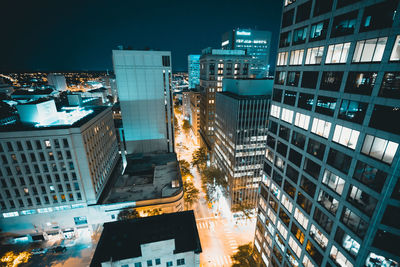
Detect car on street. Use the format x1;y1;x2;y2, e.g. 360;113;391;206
49;246;67;253
31;248;48;255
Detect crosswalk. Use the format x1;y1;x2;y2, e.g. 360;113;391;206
200;255;232;267
196;221;212;230
225;228;238;253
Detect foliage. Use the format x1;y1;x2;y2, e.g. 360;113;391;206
174;115;180;135
232;201;254;220
182;119;191;134
147;208;162;217
117;208;140;221
202;166;228;191
183;180;200;209
231;243;257;267
1;251;32;267
179;160;192;178
191;147;208;169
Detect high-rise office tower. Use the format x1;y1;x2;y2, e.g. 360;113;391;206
213;79;272;209
222;28;272;78
0;99;119;218
112;49;174;154
188;55;201;89
47;73;67;91
190;90;201;144
254;0;400;266
199;48;252;149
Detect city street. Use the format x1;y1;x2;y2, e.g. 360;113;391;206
175;113;256;267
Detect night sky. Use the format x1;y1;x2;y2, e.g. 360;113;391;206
0;0;282;72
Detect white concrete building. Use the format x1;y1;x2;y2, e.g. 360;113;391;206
90;211;202;267
0;100;120;233
112;49;174;154
47;73;67;91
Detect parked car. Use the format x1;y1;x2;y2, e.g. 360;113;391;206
31;248;48;255
50;246;67;253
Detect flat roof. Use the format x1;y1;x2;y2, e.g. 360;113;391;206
100;153;182;204
90;211;202;267
218;91;271;100
0;105;109;132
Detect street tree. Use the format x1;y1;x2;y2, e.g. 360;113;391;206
232;200;254;220
174;115;180;136
117;208;140;221
183;180;200;209
179;160;192;178
182;119;191;134
147;208;162;217
202;166;228;192
231;243;257;267
191;147;208;169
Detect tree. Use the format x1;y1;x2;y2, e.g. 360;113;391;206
202;166;228;191
231;243;257;267
183;180;200;209
147;208;162;217
182;119;191;134
232;201;254;220
174;115;180;136
191;147;208;169
117;208;140;221
179;160;192;178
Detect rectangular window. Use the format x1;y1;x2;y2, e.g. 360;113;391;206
360;0;398;32
275;71;286;85
297;93;314;111
315;96;336;116
327;148;352;174
177;259;185;266
337;0;361;8
347;185;378;217
294;207;308;229
301;71;318;89
281;108;294;124
162;56;170;67
353;160;387;193
320;71;343;91
311;118;331;139
313;0;333;16
331;11;358;38
279;31;292;48
361;134;399;164
294;113;310;130
282;9;294;27
318;189;339;215
325;42;350;64
309;20;329;42
352;37;387;63
270;104;280;118
307;139;326;160
303;158;321;180
291;131;306;150
345;71;377;95
277;52;288;66
313;207;333;233
379;72;400;98
322;170;345;195
390;35;400;61
332;125;360;150
286;71;300;87
305;46;324;65
289;49;304;65
292;27;307;45
295;1;311;23
283;90;296;106
300;175;317;198
273;89;283;102
334;227;360;258
341;207;369;238
369;105;400;135
339;99;367;124
330;245;354;267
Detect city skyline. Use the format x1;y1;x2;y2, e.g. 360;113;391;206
0;0;282;72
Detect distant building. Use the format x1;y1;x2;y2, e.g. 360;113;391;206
47;73;67;91
199;48;252;150
112;49;174;154
190;89;201;144
0;79;14;96
213;79;272;209
11;88;59;101
222;28;271;78
90;211;202;267
188;55;201;89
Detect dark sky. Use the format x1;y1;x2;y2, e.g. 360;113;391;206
0;0;282;72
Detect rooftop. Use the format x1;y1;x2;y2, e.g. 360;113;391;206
11;88;54;95
90;211;202;267
100;153;182;204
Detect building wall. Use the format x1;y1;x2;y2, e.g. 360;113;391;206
112;50;174;154
254;0;400;266
214;94;269;208
188;55;201;89
47;74;67;91
0;108;119;217
101;239;200;267
182;91;191;121
199;52;252;149
190;91;201;144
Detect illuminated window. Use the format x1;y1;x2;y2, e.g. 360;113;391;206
332;125;360;149
305;46;324;65
330;245;354;267
390;35;400;61
289;49;304;65
361;135;398;164
311;118;331;139
270;105;281;118
294;113;310;130
353;37;387;63
325;42;350;64
45;140;51;149
281;108;294;124
322;170;345;195
277;52;288;66
294;207;308;229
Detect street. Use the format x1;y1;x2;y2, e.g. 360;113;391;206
175;113;256;267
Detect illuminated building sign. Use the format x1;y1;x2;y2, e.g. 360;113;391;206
222;40;230;46
237;31;251;36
